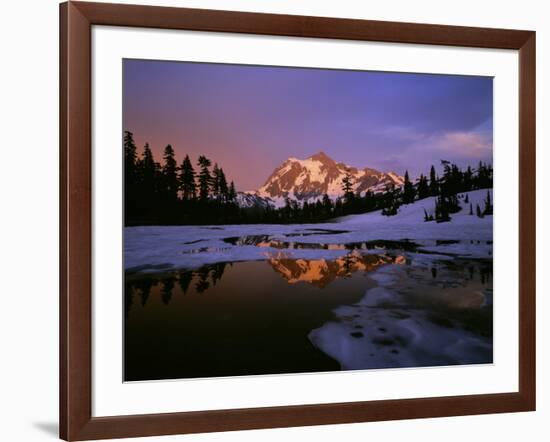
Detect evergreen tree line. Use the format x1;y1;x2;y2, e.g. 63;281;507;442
125;131;240;225
124;130;493;225
420;160;493;222
334;160;493;221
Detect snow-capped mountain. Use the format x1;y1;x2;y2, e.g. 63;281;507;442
268;253;405;288
254;152;403;205
235;192;274;209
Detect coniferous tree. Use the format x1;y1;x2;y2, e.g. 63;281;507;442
218;168;229;202
475;161;493;189
464;166;473;191
322;193;332;217
341;169;354;202
161;144;178;202
179;154;196;201
402;170;416;204
124;130;137;184
434;195;451;223
429;165;438;196
140;143;156;183
363;190;376;212
197;155;212;201
283;197;301;220
302;201;311;221
314;199;324;219
124;131;139;220
211;163;222;199
334;198;344;217
228;181;237;202
440;160;455;196
125;130;495;226
153;161;163;195
381;185;399;216
417;174;429;200
137;142;157;213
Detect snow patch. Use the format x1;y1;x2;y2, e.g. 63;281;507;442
125;190;492;272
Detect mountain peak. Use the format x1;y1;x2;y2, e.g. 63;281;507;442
257;153;404;203
309;151;332;162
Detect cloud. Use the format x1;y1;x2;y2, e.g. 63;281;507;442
366;124;493;177
429;130;493;158
379;124;492;160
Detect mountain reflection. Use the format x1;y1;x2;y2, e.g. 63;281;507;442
125;253;406;316
267;252;405;288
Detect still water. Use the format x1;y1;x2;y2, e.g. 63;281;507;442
125;250;492;381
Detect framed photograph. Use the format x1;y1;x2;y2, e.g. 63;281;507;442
60;1;536;440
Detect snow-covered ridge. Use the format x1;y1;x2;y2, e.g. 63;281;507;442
234;192;274;209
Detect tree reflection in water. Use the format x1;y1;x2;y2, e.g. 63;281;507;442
124;252;493;381
124;252;491;315
124;252;403;315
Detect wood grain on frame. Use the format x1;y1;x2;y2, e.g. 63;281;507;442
59;1;536;440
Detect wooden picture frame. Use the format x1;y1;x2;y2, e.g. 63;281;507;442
60;1;536;440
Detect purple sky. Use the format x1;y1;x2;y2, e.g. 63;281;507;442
123;59;493;191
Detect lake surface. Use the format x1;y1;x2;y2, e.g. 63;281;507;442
124;248;493;381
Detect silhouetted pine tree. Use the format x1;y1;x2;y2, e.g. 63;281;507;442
341;168;354;203
218;168;229;202
402;170;416;204
197;155;212;201
228;181;237;202
124;131;138;217
140;143;156;183
161;144;178;202
434;195;450;223
417;173;429;200
429;165;438;196
136;142;157;216
179;154;196;201
334;198;344;217
124;130;495;226
440;161;464;197
124;131;137;181
362;190;377;212
464;166;473;191
475;161;493;188
211;163;222;199
322;193;332;217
